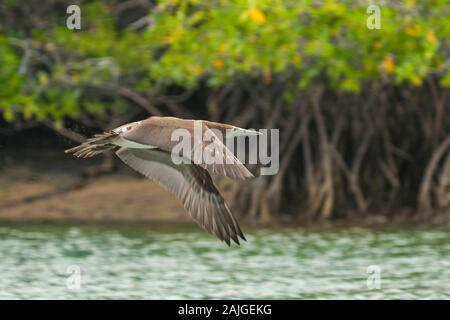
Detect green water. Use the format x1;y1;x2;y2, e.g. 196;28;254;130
0;224;448;299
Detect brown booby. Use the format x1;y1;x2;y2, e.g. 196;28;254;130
65;116;259;245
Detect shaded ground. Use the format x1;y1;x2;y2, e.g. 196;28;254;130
0;168;190;222
0;129;193;222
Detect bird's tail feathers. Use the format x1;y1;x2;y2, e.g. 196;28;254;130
65;131;119;158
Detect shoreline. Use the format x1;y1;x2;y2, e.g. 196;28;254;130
1;148;449;227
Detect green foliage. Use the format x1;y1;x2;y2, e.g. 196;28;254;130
0;36;32;121
1;0;450;122
145;0;449;90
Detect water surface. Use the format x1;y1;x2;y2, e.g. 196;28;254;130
0;224;448;299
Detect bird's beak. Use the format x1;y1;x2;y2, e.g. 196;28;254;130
228;128;261;138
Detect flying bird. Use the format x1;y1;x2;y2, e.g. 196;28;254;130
65;116;259;245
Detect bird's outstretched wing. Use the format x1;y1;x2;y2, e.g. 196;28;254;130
120;118;254;180
116;147;246;245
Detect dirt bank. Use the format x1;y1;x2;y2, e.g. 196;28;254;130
0;140;198;223
0;174;192;223
1;142;449;227
0;165;195;223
